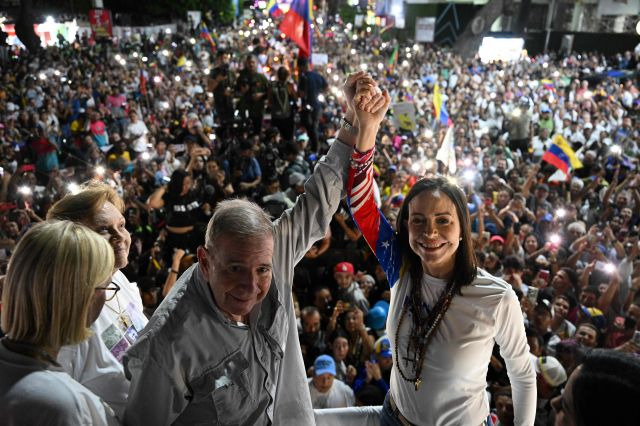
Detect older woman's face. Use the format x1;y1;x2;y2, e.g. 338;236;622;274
86;202;131;270
407;189;461;279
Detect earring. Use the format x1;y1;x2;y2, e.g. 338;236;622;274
459;237;462;241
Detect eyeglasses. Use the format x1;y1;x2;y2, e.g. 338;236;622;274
95;282;121;301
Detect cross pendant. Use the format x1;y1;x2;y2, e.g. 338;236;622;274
414;378;422;391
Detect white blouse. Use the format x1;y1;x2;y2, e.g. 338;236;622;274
387;268;536;426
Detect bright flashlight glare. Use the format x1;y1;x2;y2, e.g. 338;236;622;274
67;182;80;195
411;163;420;172
95;166;105;176
38;73;46;80
604;263;617;274
115;54;121;61
549;234;561;245
153;76;161;84
512;108;522;118
610;145;622;155
141;152;151;161
317;94;326;103
463;170;475;181
556;208;566;218
174;76;181;82
18;186;32;196
423;129;434;139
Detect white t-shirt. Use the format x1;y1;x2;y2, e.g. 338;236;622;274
307;377;355;409
125;121;149;153
387;268;536;426
58;270;147;417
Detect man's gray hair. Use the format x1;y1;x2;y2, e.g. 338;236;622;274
205;199;274;249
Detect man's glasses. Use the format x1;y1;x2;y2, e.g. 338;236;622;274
95;282;121;301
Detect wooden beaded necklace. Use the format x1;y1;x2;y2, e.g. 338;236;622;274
394;280;456;391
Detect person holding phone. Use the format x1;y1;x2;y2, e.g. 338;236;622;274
347;81;535;425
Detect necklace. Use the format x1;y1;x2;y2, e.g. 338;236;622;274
394;280;456;391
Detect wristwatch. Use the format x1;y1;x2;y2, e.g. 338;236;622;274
340;117;359;136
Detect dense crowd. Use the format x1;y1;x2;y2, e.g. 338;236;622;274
1;9;640;425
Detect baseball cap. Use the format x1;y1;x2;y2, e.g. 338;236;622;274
581;306;606;329
583;122;593;129
536;183;549;192
535;356;567;387
288;172;306;187
540;105;551;113
490;235;505;245
314;355;336;376
540;213;553;223
366;306;387;330
374;336;392;359
334;261;354;274
297;133;309;142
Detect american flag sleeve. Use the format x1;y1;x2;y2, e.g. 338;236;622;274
347;148;402;287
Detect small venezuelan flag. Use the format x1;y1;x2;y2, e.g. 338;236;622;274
542;134;583;174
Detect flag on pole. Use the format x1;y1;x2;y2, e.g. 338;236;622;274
199;22;216;52
139;69;148;96
387;45;398;71
279;0;314;58
265;0;284;17
542;134;583;174
436;125;456;174
433;84;452;126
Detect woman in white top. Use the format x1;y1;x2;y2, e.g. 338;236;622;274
0;221;119;425
49;181;148;416
346;82;536;425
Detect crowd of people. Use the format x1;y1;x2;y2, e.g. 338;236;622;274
1;7;640;426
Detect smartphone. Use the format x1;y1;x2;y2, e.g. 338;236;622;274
527;287;539;306
484;198;493;207
633;330;640;346
538;269;550;281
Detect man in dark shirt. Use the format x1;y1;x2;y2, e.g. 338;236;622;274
298;58;327;153
236;54;269;136
207;50;236;139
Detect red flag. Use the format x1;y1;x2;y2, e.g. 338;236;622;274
279;0;313;58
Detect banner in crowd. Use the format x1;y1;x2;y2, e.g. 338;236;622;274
392;102;416;131
415;17;435;42
186;11;202;29
596;0;640;17
436;125;456;174
88;9;113;38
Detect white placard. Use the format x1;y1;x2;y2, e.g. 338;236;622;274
312;53;329;65
415;17;435;42
597;0;640;17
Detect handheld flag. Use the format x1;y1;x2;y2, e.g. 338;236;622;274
387;45;398;71
199;22;216;52
279;0;313;58
542;134;583;174
433;84;452;126
265;0;284;18
436;125;456;174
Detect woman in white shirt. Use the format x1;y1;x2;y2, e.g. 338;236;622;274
346;81;536;425
49;181;148;417
0;221;119;425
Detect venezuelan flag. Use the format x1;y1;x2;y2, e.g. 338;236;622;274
541;79;555;91
433;84;451;126
265;0;283;18
279;0;313;58
542;134;583;174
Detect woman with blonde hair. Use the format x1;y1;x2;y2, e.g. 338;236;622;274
0;221;119;424
50;180;148;416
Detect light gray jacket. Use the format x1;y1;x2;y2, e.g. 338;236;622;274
124;140;352;426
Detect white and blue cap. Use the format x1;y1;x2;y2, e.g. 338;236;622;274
314;354;336;376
